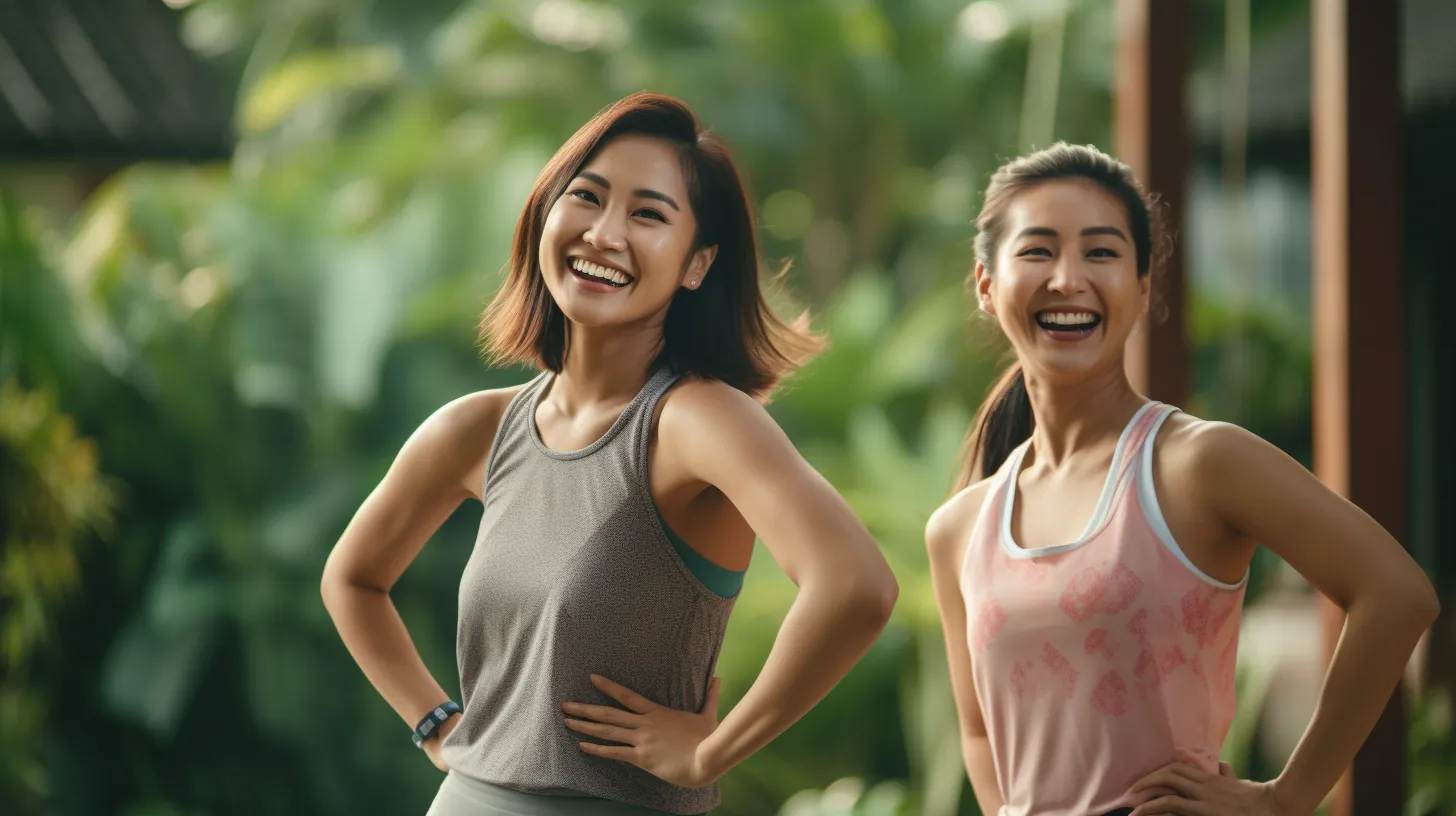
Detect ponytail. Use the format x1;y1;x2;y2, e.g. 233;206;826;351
954;142;1160;494
954;362;1033;492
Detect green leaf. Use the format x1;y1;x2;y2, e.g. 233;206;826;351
240;48;404;135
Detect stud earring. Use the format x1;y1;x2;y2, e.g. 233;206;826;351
689;279;698;287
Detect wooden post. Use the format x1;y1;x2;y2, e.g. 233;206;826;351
1114;0;1190;407
1312;1;1406;814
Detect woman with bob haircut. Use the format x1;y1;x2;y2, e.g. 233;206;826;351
322;92;898;816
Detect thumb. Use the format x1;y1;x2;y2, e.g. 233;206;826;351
1218;761;1235;778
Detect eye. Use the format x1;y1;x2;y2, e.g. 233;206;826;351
634;207;667;223
568;189;600;205
1017;246;1053;258
1087;247;1120;258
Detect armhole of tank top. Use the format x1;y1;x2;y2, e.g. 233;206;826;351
960;460;1015;588
480;374;546;506
633;374;741;602
1135;407;1249;591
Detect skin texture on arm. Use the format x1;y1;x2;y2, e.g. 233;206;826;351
926;480;1005;816
1129;419;1439;816
674;381;898;780
564;379;899;786
320;387;520;770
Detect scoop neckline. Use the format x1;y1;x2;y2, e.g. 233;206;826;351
526;369;673;461
998;401;1157;559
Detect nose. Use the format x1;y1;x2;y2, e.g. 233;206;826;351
1046;255;1089;295
583;209;627;253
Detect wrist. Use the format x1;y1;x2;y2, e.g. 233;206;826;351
1267;775;1318;815
692;734;731;786
424;712;460;744
412;701;461;748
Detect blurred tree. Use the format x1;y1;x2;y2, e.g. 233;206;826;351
0;1;1333;814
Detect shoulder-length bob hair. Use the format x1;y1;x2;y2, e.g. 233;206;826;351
479;92;820;399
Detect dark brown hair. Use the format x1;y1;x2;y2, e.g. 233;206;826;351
479;92;820;399
955;142;1166;491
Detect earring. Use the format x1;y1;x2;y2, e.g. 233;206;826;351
689;279;698;288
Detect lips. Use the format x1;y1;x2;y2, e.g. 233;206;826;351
1034;309;1102;332
569;256;634;288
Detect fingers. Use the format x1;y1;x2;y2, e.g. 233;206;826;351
564;718;636;745
561;702;640;727
1218;761;1235;778
1129;795;1212;816
590;674;658;714
578;741;636;763
1131;763;1211;797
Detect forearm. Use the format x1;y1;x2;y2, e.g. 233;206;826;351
962;735;1005;816
322;581;453;727
699;579;894;778
1272;596;1433;813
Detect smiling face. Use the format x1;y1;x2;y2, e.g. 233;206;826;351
538;133;717;331
976;178;1150;382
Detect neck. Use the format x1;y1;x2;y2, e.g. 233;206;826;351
1022;361;1146;467
551;317;665;408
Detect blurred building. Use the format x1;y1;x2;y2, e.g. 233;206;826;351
1119;0;1456;812
0;0;232;221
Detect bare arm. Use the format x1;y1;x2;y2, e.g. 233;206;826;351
926;483;1004;816
320;389;515;766
1134;421;1439;815
670;382;899;781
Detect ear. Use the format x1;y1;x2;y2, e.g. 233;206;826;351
1137;270;1151;317
682;244;717;291
974;261;996;316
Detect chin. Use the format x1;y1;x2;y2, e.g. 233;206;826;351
1028;351;1118;382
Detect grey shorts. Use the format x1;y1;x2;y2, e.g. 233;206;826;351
425;770;685;816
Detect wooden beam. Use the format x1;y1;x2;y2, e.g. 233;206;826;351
1312;1;1406;814
1114;0;1190;407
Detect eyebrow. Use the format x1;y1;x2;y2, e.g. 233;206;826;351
576;172;681;212
1015;225;1129;242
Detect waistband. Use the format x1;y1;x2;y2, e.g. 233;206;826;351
429;771;686;816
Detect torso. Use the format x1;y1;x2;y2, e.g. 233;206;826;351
953;403;1253;816
460;375;755;572
442;368;738;814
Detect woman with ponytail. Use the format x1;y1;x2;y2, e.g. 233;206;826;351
925;143;1437;816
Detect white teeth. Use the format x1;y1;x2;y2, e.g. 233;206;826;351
1040;311;1097;325
570;258;631;286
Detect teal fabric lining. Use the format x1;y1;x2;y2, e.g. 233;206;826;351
655;510;744;598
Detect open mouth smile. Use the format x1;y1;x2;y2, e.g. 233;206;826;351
569;256;634;288
1034;309;1102;340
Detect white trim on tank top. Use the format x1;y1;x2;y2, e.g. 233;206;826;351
998;401;1159;559
1135;406;1249;590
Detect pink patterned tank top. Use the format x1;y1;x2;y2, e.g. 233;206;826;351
960;403;1247;816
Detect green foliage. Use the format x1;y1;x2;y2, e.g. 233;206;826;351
1;1;1433;815
0;380;115;810
1407;688;1456;816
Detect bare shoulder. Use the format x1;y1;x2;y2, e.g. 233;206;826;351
421;384;527;446
400;383;530;500
1152;410;1284;487
926;478;996;569
656;376;778;444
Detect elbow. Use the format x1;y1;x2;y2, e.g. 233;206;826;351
1394;559;1440;629
1365;567;1441;632
873;570;900;623
1410;572;1441;629
320;566;343;612
319;557;367;612
848;563;899;629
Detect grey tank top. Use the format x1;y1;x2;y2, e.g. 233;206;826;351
441;367;736;815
